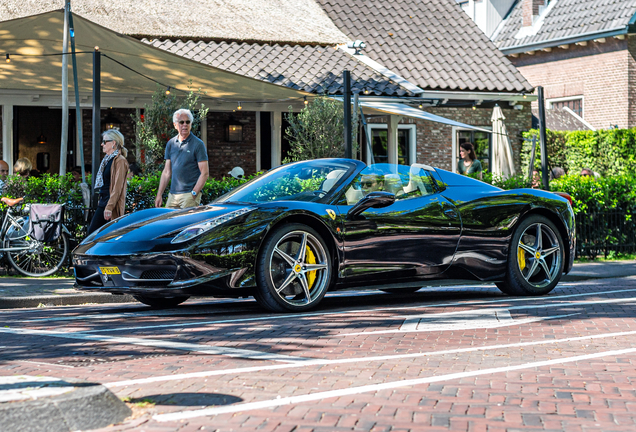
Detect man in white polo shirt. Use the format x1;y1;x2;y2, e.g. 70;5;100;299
155;108;209;209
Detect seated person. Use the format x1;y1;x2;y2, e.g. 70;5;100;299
383;173;405;196
360;174;384;196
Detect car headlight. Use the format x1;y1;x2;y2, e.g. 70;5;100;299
171;207;256;244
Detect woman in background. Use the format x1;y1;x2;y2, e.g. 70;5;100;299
457;142;482;180
13;157;32;178
87;129;129;235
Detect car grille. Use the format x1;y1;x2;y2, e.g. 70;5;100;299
140;269;176;280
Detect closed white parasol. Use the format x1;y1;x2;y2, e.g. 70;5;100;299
491;105;516;179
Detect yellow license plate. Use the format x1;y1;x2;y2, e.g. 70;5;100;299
99;266;121;275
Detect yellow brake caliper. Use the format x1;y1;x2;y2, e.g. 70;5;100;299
306;246;317;289
518;247;526;270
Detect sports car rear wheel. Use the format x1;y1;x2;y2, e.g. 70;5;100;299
497;215;564;296
255;223;331;312
133;295;190;308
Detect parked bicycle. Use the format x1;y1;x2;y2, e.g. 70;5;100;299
0;197;70;277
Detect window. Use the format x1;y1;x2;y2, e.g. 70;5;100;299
456;129;491;173
365;124;416;166
550;98;583;117
339;163;432;206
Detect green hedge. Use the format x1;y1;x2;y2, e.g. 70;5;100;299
522;128;636;177
126;173;248;211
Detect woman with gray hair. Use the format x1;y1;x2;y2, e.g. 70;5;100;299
87;129;129;235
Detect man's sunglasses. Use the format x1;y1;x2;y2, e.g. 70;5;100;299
178;120;191;125
361;181;377;187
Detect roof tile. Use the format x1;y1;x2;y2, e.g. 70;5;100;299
494;0;636;51
317;0;532;93
145;39;414;96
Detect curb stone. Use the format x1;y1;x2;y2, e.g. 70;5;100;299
0;376;131;432
0;293;137;309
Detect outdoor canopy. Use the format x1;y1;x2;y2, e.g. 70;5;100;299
357;100;492;132
0;9;309;101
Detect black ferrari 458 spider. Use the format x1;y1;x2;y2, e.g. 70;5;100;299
73;158;575;312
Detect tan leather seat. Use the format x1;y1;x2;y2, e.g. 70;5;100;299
1;197;23;207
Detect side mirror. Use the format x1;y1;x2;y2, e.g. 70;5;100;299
347;191;395;219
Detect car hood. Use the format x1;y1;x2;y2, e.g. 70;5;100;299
77;203;251;254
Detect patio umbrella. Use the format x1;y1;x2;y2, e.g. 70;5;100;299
491;105;516;179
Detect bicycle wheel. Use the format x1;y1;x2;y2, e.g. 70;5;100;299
5;232;69;277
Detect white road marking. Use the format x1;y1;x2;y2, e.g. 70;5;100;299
18;360;76;369
337;296;636;336
0;327;309;363
17;305;254;323
153;346;636;422
2;284;611;327
65;288;636;334
106;328;636;388
0;376;75;402
396;311;578;332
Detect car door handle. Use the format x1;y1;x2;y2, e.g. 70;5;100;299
444;209;458;219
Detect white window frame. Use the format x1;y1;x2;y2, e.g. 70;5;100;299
364;123;417;166
546;95;584;117
451;126;492;173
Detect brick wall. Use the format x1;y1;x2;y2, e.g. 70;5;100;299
414;104;531;172
510;37;630;129
81;108;137;172
522;0;544;27
206;112;257;179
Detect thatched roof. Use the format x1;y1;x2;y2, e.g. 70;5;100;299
0;0;348;44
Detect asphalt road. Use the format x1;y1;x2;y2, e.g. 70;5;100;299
2;275;636;431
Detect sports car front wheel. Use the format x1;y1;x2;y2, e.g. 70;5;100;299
255;223;331;312
497;215;564;296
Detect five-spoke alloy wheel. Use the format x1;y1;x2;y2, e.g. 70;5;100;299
497;215;565;296
255;223;331;312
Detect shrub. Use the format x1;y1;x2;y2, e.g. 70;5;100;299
132;84;209;172
284;96;358;162
522;128;636;177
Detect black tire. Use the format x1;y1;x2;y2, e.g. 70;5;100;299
5;232;69;277
381;288;421;294
133;295;190;308
255;223;332;312
497;215;565;296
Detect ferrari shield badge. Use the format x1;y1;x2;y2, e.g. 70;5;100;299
326;209;337;220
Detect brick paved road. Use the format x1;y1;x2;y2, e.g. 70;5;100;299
2;278;636;431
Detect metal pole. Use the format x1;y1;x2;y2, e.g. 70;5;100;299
537;86;549;190
59;1;70;175
343;70;352;159
67;4;85;183
353;92;359;160
92;48;101;202
527;135;537;186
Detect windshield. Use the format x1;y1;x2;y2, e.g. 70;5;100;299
215;159;359;204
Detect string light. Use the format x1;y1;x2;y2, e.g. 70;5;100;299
418;103;423;109
364;88;369;95
304;96;308;105
237;102;242;110
165;86;171;95
472;104;476;110
5;54;9;63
